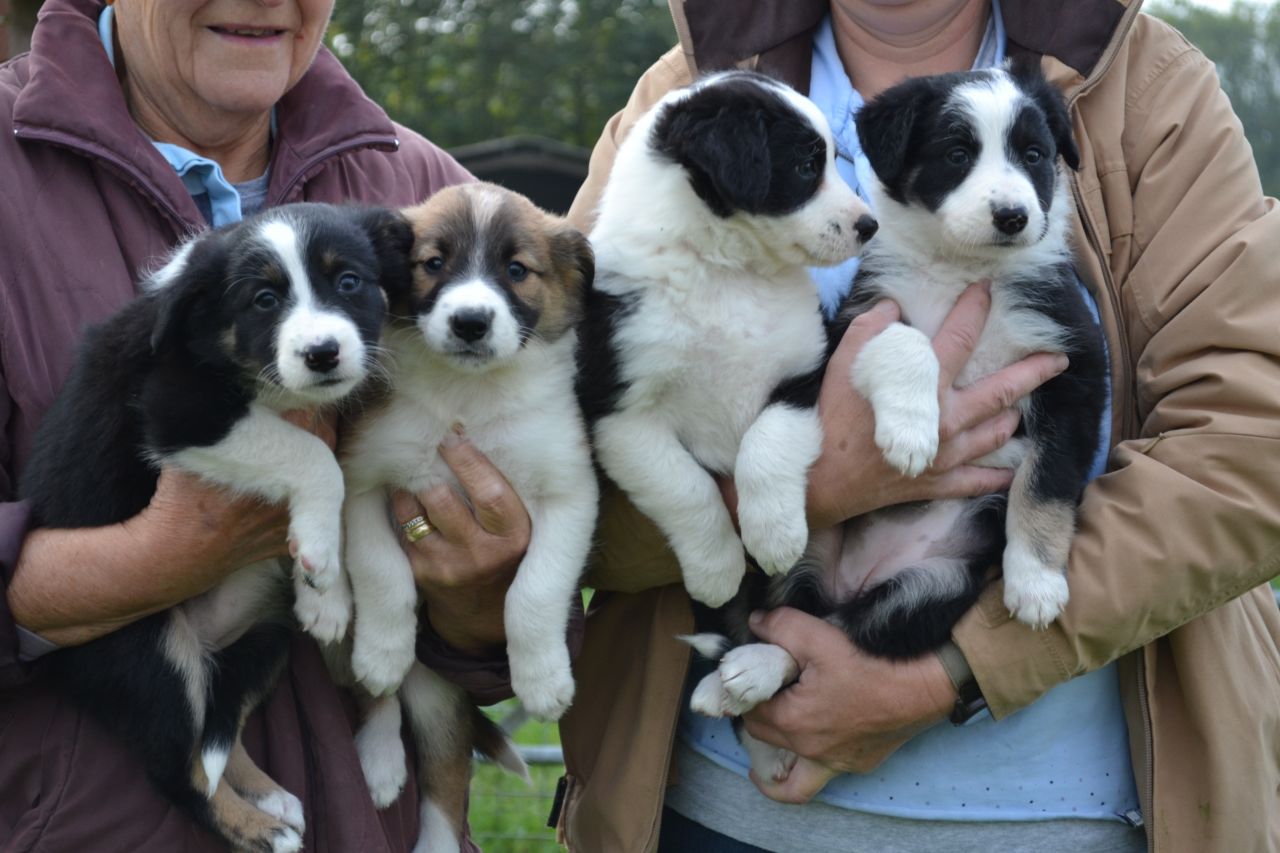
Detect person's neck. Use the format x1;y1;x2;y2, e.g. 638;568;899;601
831;0;990;101
123;79;272;184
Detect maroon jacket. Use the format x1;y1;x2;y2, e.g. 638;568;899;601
0;1;509;849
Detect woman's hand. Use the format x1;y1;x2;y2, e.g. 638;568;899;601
389;429;532;654
741;607;957;804
806;282;1069;527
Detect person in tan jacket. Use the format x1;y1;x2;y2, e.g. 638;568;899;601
558;2;1280;852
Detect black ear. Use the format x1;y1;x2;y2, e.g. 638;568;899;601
855;79;933;190
656;97;772;216
148;235;224;354
1010;60;1081;171
357;206;416;302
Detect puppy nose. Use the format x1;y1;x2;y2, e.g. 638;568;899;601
992;205;1028;235
303;339;341;373
854;214;879;242
450;308;494;343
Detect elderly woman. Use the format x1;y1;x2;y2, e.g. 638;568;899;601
0;1;528;849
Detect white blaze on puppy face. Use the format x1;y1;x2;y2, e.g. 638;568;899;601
257;219;369;397
936;76;1047;249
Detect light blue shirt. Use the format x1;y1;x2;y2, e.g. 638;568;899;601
678;7;1141;826
99;6;269;228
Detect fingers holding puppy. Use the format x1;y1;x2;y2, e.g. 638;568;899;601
390;432;531;652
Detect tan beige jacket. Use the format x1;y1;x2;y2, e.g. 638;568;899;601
559;2;1280;851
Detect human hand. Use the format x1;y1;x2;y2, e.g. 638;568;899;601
390;429;532;654
805;282;1069;527
741;608;956;804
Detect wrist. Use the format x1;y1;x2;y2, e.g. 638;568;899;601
935;640;987;724
422;595;506;655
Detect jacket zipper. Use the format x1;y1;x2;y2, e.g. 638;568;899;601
273;134;400;204
1064;4;1154;848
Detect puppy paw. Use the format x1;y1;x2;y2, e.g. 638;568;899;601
1003;543;1069;629
511;651;575;721
293;579;350;644
356;722;408;808
268;826;303;853
718;644;798;715
352;632;415;697
742;732;801;785
289;525;342;593
873;406;939;477
681;547;746;608
690;671;731;718
254;790;306;834
738;504;808;577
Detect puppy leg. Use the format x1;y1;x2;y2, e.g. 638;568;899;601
594;411;745;607
345;489;419;696
736;401;822;575
1001;447;1074;628
400;663;475;853
167;404;346;591
355;693;409;808
850;322;940;477
224;738;305;834
717;643;800;715
505;485;597;720
200;772;303;853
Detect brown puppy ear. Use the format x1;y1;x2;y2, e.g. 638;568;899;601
548;224;594;327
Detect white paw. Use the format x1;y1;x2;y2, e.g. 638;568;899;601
1003;543;1069;629
289;519;342;592
293;580;350;644
738;505;808;577
718;644;797;715
352;630;416;697
270;826;303;853
511;650;575;721
356;724;408;808
689;671;731;718
256;790;305;834
874;405;939;477
680;545;746;608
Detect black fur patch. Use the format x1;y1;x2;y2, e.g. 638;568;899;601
575;271;639;425
650;70;827;218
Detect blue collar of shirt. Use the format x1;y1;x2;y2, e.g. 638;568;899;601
98;5;269;228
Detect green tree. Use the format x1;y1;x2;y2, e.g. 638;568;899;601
326;0;676;149
1149;0;1280;195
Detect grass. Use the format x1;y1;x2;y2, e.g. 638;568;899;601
470;701;565;852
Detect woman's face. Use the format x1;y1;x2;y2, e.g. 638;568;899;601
113;0;334;118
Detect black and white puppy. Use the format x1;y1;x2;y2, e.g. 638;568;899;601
20;203;411;853
580;70;876;610
688;66;1108;782
325;182;591;853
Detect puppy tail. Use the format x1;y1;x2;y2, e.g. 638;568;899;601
471;707;531;784
677;632;731;660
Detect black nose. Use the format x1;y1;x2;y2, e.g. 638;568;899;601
854;214;879;242
992;206;1028;235
450;309;494;343
303;339;340;373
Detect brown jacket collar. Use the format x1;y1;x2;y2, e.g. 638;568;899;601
677;0;1135;93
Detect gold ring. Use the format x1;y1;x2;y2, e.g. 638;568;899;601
401;515;434;543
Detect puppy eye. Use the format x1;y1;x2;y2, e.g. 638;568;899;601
337;273;362;294
423;257;445;273
946;147;971;166
253;289;280;311
795;156;819;180
507;261;528;282
1024;146;1044;164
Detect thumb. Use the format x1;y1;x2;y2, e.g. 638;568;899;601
748;607;834;667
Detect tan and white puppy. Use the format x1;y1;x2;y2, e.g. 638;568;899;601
319;183;595;852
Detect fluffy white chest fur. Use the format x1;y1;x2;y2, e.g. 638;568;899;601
600;251;827;473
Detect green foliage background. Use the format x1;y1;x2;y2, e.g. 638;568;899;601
325;0;1280;196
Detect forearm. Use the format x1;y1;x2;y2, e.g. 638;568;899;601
8;519;224;645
